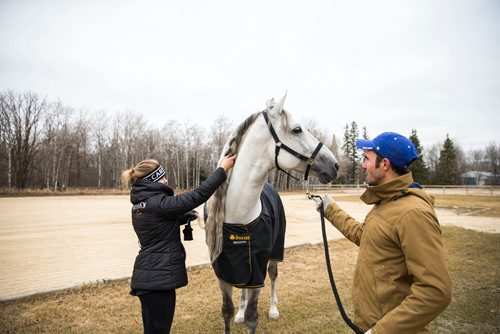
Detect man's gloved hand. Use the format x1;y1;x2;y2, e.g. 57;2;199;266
323;194;333;209
313;194;334;212
365;329;372;334
313;197;322;212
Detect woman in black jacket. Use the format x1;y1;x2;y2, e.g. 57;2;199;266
121;155;236;334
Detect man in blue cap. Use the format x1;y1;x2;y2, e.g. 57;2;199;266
315;132;452;334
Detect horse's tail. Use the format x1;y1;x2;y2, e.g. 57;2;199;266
205;180;228;262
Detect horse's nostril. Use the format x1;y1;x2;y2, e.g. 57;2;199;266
334;163;340;171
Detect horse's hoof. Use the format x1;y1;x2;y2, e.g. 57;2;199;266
268;310;280;320
234;314;245;324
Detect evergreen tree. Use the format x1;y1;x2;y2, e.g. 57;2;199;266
362;126;369;140
436;134;458;184
341;121;360;184
408;129;429;184
486;143;500;185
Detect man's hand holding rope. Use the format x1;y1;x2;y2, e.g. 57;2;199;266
313;194;334;212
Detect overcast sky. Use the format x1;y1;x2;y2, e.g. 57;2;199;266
1;0;499;151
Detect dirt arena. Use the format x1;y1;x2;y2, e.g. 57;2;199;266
1;193;498;301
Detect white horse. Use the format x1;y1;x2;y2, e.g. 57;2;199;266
205;94;339;334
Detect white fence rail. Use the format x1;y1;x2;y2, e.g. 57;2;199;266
291;184;500;196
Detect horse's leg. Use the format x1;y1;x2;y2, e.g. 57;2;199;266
219;280;234;334
244;288;261;334
234;288;247;323
268;260;280;320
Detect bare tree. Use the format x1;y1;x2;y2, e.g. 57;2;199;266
89;110;110;188
329;134;341;159
209;115;233;169
0;93;15;188
425;143;441;184
108;112;149;187
189;125;204;188
159;120;183;188
38;101;74;190
468;149;486;171
0;91;46;189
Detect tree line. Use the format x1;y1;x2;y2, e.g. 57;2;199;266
339;122;500;186
1;90;498;190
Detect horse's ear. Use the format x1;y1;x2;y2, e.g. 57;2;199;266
273;92;287;114
266;98;276;111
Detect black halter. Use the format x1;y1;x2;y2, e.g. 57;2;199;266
262;111;323;181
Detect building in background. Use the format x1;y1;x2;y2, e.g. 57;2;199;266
461;171;494;186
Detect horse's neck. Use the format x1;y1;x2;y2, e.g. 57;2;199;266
225;161;269;224
224;123;272;224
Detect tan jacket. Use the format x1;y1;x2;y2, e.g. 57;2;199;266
324;173;452;334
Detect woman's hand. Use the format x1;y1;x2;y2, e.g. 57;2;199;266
220;154;237;172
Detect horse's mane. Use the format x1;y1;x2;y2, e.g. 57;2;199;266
205;111;261;262
205;108;291;262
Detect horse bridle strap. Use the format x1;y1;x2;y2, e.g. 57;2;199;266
262;111;323;181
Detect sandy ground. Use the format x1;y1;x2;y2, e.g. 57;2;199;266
0;193;498;301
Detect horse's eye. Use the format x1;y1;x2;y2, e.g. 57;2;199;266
292;127;302;134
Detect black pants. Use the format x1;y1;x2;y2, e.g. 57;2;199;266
138;290;176;334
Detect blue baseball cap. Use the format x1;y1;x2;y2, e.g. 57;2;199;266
356;132;418;169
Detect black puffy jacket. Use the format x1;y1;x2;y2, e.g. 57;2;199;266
129;167;227;291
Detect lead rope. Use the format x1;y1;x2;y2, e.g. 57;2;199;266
306;192;364;334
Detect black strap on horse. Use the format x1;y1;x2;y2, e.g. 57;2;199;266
262;111;323;182
307;193;364;334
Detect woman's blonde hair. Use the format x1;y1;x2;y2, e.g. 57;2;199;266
121;159;160;188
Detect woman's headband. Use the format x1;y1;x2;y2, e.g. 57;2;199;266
142;165;166;182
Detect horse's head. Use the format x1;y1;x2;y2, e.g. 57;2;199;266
262;94;339;184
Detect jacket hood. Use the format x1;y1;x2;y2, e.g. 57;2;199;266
360;172;434;206
130;179;174;204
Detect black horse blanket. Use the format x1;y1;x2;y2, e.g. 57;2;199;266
206;183;286;288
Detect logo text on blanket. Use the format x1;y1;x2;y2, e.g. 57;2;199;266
229;234;251;245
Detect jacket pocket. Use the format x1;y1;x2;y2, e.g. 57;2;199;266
372;264;404;314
